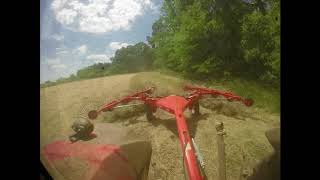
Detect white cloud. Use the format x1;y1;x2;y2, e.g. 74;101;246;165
44;58;68;71
55;8;78;25
109;41;131;51
54;45;87;57
55;46;67;51
51;0;155;34
76;45;88;55
87;54;112;63
46;58;61;65
56;50;68;55
51;34;64;41
50;64;68;70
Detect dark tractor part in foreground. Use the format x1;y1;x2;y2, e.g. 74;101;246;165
246;127;280;180
42;123;152;180
265;127;280;152
69;117;94;142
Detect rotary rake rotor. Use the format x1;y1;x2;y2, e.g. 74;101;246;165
83;85;253;180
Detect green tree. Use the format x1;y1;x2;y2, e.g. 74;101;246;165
110;42;154;73
150;0;279;84
241;0;280;83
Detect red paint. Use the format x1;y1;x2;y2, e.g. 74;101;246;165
43;140;127;164
156;95;189;112
43;140;134;180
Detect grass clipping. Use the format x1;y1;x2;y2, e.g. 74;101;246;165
129;72;187;96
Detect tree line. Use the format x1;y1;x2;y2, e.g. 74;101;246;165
42;0;279;88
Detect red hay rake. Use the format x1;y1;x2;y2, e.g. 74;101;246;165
87;85;253;180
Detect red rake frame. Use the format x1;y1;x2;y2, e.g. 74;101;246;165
88;86;253;180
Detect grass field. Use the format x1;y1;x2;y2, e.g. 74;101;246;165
40;72;280;180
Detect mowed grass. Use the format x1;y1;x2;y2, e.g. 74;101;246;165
129;71;188;96
128;72;279;179
206;78;280;114
40;72;280;180
156;69;280;114
40;73;137;149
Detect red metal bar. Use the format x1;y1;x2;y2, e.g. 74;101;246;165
90;86;253;180
97;87;156;113
175;109;203;180
184;85;253;107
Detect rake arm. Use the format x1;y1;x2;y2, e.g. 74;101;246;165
87;85;253;180
87;87;159;120
184;85;253;107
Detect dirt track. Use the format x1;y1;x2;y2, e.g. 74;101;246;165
40;72;280;180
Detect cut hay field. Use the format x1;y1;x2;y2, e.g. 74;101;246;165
40;72;280;180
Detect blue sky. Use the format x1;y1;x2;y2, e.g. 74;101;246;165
40;0;163;83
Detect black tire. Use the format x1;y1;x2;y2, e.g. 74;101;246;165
70;118;94;142
77;121;94;137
